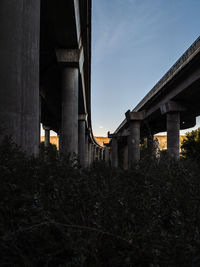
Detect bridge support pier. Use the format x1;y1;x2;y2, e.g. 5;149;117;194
111;138;118;168
60;67;79;157
105;147;110;165
123;145;129;170
43;126;50;148
167;112;180;160
0;0;40;155
88;143;92;166
78;115;87;167
126;110;145;168
160;101;184;160
147;134;154;159
85;134;89;167
108;132;118;168
128;120;141;167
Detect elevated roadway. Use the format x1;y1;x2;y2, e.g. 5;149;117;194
109;37;200;168
0;0;105;167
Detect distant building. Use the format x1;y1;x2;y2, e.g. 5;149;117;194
40;135;186;150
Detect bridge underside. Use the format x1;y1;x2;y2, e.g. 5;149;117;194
108;37;200;168
0;0;106;167
40;0;91;133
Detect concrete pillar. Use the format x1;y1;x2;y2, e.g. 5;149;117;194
98;148;101;160
105;148;110;164
94;147;98;160
147;134;154;159
85;133;89;167
102;149;105;161
123;145;129;170
125;110;145;168
43;126;50;148
167;112;180;160
111;138;118;168
128;120;141;167
96;147;99;160
0;0;40;155
78;119;86;167
88;142;92;166
60;67;79;156
92;145;96;162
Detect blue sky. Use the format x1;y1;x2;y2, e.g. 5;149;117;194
91;0;200;136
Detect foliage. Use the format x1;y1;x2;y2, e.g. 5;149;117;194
181;128;200;160
0;138;200;266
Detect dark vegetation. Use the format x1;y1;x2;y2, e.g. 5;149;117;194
0;131;200;266
181;128;200;160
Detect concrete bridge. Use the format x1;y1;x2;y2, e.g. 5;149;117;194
108;37;200;169
0;0;107;167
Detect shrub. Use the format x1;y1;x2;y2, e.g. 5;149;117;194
181;128;200;160
0;138;200;266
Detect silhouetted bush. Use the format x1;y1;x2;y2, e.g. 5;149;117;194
0;138;200;266
181;128;200;160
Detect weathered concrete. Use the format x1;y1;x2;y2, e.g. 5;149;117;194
105;148;110;165
60;67;79;156
78;118;86;167
111;138;118;168
147;134;154;159
128;120;141;167
0;0;40;155
167;112;180;160
102;149;105;161
125;111;144;167
123;145;129;170
88;142;92;165
43;126;50;147
85;134;89;167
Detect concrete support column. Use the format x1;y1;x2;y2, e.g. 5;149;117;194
111;138;118;168
123;145;129;170
96;147;99;161
128;120;141;167
43;126;50;148
105;148;110;164
0;0;40;155
44;128;50;148
60;67;79;156
85;133;89;167
160;101;184;160
95;147;98;160
147;134;154;159
88;142;92;166
167;112;180;160
92;145;96;162
102;149;105;161
78;118;86;167
126;110;145;168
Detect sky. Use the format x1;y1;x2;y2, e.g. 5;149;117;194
91;0;200;136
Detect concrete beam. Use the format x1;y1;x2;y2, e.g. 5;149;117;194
56;49;80;64
125;110;145;121
160;101;186;115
